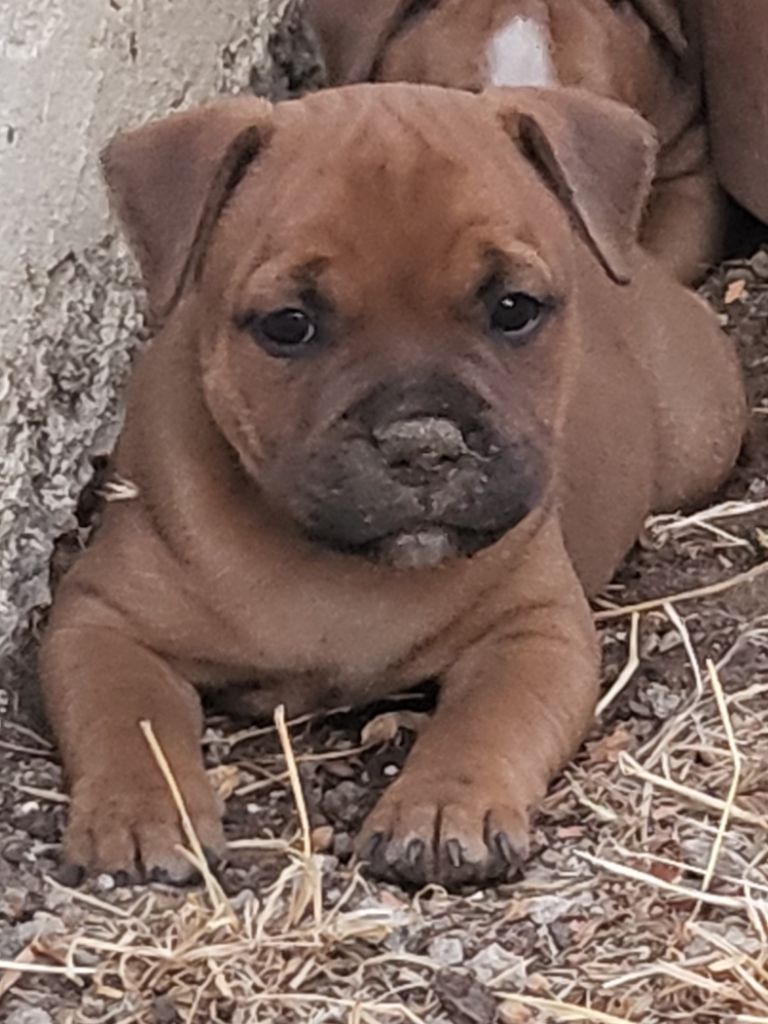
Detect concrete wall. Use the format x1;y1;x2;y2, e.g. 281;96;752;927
0;0;314;680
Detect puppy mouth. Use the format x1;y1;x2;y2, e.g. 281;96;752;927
323;523;508;570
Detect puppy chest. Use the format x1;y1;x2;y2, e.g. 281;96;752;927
215;585;485;704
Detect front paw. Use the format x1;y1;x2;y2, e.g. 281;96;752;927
62;769;225;885
356;771;530;889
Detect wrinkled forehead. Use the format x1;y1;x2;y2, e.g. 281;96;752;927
216;86;568;301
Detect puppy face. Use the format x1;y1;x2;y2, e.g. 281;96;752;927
105;85;655;568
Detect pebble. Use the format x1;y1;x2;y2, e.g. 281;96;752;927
151;996;180;1023
750;249;768;280
0;887;27;920
17;912;65;944
322;781;363;826
2;840;27;865
527;894;572;926
6;1008;54;1024
467;942;527;986
434;970;498;1024
310;825;334;853
332;831;354;860
644;682;683;718
427;934;465;966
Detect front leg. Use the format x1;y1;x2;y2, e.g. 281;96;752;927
40;605;224;883
357;523;599;889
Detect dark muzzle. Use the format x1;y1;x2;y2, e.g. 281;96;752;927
285;376;547;568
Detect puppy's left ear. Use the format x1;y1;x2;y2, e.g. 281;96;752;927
102;97;274;323
490;87;658;284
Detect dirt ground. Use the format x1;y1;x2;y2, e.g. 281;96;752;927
4;91;768;1024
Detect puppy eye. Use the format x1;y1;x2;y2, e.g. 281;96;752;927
260;308;317;351
491;293;543;340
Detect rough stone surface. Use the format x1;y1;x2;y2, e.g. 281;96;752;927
0;0;322;681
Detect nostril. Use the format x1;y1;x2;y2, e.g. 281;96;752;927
373;417;469;469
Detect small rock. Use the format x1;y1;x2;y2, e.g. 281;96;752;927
15;811;54;842
322;759;356;780
79;995;106;1017
724;266;748;284
2;840;27;866
332;831;354;860
0;888;27;920
17;912;65;945
527;895;571;926
435;969;498;1024
314;853;339;874
657;630;683;654
721;925;762;956
644;682;683;719
322;781;363;826
6;1009;54;1024
467;943;527;987
45;885;74;912
549;919;573;950
428;935;465;966
151;996;180;1023
310;825;334;853
499;1001;535;1023
683;935;711;959
750;249;768;280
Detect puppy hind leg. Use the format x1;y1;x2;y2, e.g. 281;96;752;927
39;625;224;882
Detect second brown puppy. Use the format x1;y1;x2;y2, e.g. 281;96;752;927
40;84;745;889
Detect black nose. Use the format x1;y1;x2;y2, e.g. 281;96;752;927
373;417;469;473
348;374;495;469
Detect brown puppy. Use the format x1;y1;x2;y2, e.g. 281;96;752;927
40;84;745;889
305;0;721;284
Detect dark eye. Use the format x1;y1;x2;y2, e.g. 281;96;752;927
257;308;317;354
491;293;543;340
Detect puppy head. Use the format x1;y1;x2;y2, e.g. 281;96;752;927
104;84;655;568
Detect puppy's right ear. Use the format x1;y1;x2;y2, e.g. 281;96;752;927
304;0;411;83
102;98;273;323
490;87;657;284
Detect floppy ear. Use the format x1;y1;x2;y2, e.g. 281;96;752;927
629;0;688;58
101;97;274;322
304;0;413;83
490;87;658;284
